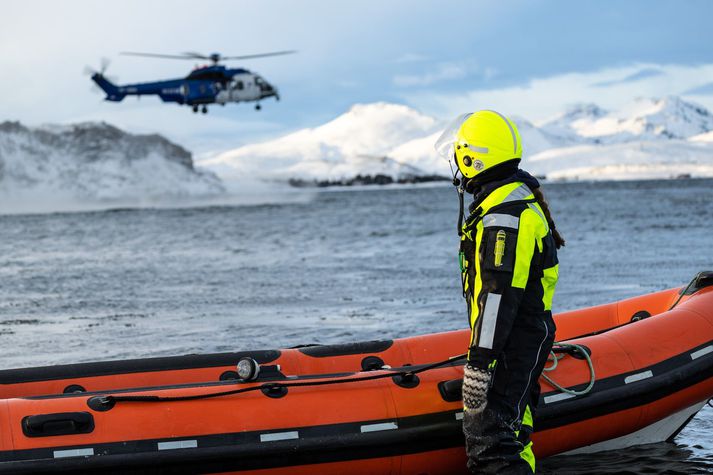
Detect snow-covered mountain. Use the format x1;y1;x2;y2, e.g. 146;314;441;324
202;96;713;183
539;96;713;143
528;96;713;180
202;103;441;183
0;121;223;211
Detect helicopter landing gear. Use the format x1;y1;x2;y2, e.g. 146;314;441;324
255;103;261;111
192;105;198;113
201;105;208;114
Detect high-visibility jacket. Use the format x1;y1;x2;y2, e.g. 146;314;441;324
459;180;559;368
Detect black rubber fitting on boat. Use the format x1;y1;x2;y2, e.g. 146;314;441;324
631;310;651;322
219;370;239;381
392;373;420;389
261;384;288;399
438;379;463;402
87;395;115;412
22;411;95;437
553;345;592;360
63;384;86;394
298;340;393;357
361;356;385;371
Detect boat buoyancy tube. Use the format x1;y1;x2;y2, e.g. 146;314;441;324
0;275;712;474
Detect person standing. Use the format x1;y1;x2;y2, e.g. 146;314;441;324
435;111;564;474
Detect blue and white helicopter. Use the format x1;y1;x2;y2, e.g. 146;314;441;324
89;50;294;113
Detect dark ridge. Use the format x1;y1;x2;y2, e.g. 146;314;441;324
288;174;449;188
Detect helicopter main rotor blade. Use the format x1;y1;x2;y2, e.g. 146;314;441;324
181;51;210;60
119;50;297;62
220;50;297;60
120;52;200;60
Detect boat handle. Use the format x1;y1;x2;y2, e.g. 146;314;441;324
22;411;95;437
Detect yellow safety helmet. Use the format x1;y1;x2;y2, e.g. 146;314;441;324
434;110;522;179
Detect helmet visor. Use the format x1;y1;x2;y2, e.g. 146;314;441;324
434;112;472;160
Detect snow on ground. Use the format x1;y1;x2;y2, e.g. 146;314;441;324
690;130;713;143
525;140;713;181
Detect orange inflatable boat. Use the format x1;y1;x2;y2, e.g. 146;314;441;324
1;272;712;474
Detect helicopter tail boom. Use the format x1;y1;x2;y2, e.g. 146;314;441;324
91;73;125;102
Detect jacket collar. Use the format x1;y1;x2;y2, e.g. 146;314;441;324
468;169;540;214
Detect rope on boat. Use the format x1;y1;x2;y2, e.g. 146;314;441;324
541;343;596;396
99;353;469;405
100;343;596;407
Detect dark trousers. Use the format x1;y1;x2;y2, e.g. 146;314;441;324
464;312;555;474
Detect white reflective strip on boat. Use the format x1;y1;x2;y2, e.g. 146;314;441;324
482;214;519;229
260;431;299;442
691;345;713;360
624;370;653;384
455;412;464;421
478;293;501;350
53;448;94;458
502;184;532;203
157;440;198;450
544;392;575;404
360;422;398;433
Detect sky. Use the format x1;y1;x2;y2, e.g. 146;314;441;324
2;0;713;155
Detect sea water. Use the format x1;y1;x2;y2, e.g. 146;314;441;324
1;179;712;473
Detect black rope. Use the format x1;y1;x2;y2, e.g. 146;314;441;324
668;278;697;310
456;187;465;236
448;159;465;237
100;354;468;406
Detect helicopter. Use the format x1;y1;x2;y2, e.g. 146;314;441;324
89;50;295;113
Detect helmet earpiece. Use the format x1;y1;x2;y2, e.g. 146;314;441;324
463;178;477;194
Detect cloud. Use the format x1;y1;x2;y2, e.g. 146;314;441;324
684;82;713;96
592;68;665;87
483;67;498;81
393;63;467;87
399;63;713;123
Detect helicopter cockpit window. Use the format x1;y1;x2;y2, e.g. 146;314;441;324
254;76;269;91
233;80;244;90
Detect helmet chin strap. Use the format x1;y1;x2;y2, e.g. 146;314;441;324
449;159;465;236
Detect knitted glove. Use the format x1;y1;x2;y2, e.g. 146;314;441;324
462;363;492;413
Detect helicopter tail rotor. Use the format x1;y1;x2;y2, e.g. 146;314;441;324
84;57;112;77
85;59;123;101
